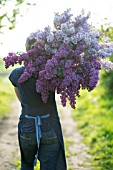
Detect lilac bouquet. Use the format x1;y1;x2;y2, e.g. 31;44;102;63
3;9;113;108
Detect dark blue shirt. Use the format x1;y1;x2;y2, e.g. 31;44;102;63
9;66;57;118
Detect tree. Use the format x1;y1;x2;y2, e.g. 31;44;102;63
0;0;36;32
100;23;113;97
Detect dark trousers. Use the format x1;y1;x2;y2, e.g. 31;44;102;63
18;125;63;170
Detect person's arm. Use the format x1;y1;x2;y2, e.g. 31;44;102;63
14;87;20;101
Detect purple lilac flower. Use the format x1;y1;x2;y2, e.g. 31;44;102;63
3;8;113;109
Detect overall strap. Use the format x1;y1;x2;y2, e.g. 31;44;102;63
25;114;50;166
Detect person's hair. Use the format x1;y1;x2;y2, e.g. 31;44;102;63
24;37;36;66
25;37;36;51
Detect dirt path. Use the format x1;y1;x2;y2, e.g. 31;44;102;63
0;100;20;170
0;96;93;170
56;95;94;170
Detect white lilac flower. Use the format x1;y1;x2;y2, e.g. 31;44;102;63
70;36;77;44
98;51;111;58
44;44;51;52
54;8;72;27
68;27;75;34
46;34;54;43
76;32;85;41
61;22;69;33
102;48;113;54
51;42;59;48
29;32;37;39
36;30;45;40
44;26;51;37
77;26;84;33
84;36;92;46
99;59;113;72
54;14;61;25
55;30;64;41
101;37;111;43
62;25;75;35
51;48;58;54
90;30;100;38
88;48;97;55
63;37;70;44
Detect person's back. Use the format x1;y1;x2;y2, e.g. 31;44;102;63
9;65;67;170
9;66;57;117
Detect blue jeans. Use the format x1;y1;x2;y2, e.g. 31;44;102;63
18;120;61;170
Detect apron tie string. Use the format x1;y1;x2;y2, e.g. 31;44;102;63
25;114;50;166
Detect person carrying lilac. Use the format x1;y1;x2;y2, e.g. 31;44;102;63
9;37;67;170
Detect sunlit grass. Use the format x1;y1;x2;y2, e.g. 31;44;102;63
0;77;15;121
72;85;113;170
14;159;40;169
0;59;15;121
64;138;74;157
68;166;74;170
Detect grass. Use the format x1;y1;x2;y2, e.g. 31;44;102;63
14;160;40;170
0;59;15;121
0;77;15;121
68;166;74;170
72;84;113;170
64;138;74;158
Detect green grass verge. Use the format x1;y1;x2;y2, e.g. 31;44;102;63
72;85;113;170
64;138;74;158
0;76;15;121
0;59;15;121
14;160;40;170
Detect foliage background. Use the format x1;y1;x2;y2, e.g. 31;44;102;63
0;0;36;31
72;24;113;169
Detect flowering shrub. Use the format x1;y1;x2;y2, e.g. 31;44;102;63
3;9;113;108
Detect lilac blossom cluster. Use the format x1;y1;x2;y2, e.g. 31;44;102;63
3;9;113;108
